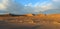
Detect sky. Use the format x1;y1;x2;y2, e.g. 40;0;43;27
0;0;60;14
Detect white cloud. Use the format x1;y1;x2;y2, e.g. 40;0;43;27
0;0;8;10
41;3;52;11
52;0;60;2
34;2;52;12
0;3;6;9
25;3;32;7
0;0;59;14
24;1;60;14
27;3;32;6
23;2;53;14
34;2;40;7
2;0;8;4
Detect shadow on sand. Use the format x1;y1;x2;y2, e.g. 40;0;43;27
0;21;41;29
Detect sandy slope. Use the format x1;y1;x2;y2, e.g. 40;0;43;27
0;14;60;29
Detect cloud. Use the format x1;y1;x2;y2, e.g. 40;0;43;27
0;0;8;10
24;0;60;14
6;0;25;14
52;0;60;2
35;2;52;11
24;2;53;14
2;0;8;4
25;3;32;7
0;3;6;9
0;0;60;14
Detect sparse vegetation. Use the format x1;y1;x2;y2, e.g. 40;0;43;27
0;14;60;29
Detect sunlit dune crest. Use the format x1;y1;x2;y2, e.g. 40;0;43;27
47;14;60;19
25;14;33;16
33;14;46;18
37;14;46;16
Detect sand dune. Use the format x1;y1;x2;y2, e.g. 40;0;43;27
0;14;60;29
